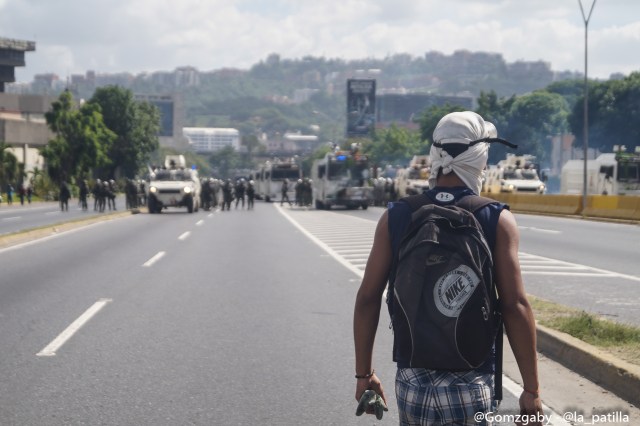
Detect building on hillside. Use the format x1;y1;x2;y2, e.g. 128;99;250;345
183;127;240;153
32;73;64;93
293;88;319;104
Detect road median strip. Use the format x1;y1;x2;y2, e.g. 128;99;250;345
530;295;640;407
0;209;133;250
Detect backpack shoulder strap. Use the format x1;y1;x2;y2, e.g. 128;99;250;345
400;193;432;212
455;194;496;213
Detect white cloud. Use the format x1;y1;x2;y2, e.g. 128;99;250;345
2;0;638;82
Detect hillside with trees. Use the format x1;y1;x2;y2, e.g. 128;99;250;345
17;50;639;180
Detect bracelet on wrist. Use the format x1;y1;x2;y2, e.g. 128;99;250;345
523;388;540;398
355;369;375;379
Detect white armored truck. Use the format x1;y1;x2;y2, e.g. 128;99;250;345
395;155;431;198
147;155;201;213
483;154;546;194
311;150;371;210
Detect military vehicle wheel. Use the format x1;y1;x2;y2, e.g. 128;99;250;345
187;197;194;213
315;200;324;209
362;203;368;210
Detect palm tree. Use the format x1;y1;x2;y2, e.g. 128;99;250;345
0;141;19;190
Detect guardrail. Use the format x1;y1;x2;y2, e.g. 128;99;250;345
480;193;640;221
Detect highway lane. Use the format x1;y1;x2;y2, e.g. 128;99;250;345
330;205;640;326
0;195;127;236
0;202;636;424
1;206;401;424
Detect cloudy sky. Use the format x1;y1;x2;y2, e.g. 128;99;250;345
2;0;638;83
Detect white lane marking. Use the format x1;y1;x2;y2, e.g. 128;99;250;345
519;226;562;234
502;375;570;425
44;211;60;216
178;231;191;241
275;204;364;279
519;253;640;282
143;251;166;267
1;216;21;221
279;205;640;284
196;220;204;226
36;298;112;357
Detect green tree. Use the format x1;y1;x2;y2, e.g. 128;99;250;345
362;124;424;167
505;91;569;164
475;91;516;136
475;91;517;163
89;86;160;178
417;104;467;145
569;72;640;153
0;141;20;189
42;90;115;183
208;146;240;178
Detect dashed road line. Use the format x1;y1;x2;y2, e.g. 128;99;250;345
37;298;112;357
143;251;166;267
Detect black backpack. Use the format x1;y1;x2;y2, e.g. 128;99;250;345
388;193;503;398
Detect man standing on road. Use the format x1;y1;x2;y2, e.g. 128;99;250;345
353;111;543;425
59;181;71;212
6;183;13;205
280;178;292;206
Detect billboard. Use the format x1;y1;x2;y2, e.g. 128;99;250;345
346;79;376;137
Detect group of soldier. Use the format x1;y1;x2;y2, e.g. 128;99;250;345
198;176;315;211
123;179;148;210
77;179;120;212
292;178;313;207
201;178;256;211
371;177;397;207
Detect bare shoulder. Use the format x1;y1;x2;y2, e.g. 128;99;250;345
495;208;520;253
497;208;518;234
372;209;390;244
377;209;389;227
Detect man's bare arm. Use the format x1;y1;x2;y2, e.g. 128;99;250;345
494;209;543;418
353;210;392;404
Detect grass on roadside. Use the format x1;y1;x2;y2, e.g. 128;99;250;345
528;295;640;366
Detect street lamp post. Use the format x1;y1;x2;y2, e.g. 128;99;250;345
579;0;596;213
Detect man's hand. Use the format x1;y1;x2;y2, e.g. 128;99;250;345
355;373;388;418
518;391;543;426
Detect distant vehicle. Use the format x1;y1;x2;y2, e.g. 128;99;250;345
483;154;546;194
395;155;431;198
253;160;301;202
311;150;371;210
147;155;201;213
561;151;640;195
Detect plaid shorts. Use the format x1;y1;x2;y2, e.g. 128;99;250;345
395;368;496;426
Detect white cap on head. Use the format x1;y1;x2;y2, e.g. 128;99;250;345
429;111;496;195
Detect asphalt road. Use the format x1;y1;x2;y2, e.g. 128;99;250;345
0;195;127;236
0;201;637;425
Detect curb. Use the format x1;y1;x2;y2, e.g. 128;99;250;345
536;323;640;407
0;209;133;250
